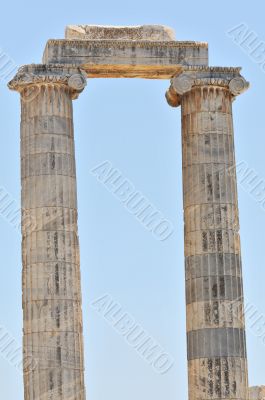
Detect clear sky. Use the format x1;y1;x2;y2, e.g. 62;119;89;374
0;1;264;399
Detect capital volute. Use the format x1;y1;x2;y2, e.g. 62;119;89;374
8;64;87;100
171;73;195;95
229;77;249;96
166;67;249;107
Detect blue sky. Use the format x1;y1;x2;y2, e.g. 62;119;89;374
0;1;265;399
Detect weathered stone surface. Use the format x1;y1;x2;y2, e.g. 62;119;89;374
41;24;208;79
249;386;265;399
65;24;176;41
189;358;248;399
43;40;208;79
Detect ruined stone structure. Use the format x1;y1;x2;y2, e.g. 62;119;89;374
8;25;252;399
249;387;265;400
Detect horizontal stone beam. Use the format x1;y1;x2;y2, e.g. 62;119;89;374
65;24;176;41
42;40;208;79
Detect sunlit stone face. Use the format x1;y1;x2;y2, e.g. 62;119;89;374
65;24;176;41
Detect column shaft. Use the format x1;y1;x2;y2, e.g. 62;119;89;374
21;83;85;400
181;85;248;400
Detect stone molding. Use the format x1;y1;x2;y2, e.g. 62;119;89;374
45;38;208;48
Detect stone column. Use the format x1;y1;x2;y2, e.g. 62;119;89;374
167;67;249;400
8;65;87;400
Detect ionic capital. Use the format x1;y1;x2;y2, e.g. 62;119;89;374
8;64;87;100
229;77;249;96
166;66;249;107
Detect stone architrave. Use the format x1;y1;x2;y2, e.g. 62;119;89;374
43;25;208;79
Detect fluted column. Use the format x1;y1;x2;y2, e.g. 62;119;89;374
8;65;87;400
167;67;249;400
